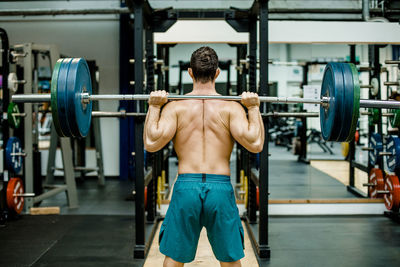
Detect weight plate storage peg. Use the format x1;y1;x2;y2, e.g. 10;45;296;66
6;177;25;214
5;137;23;173
7;102;21;129
369;133;383;166
383;174;400;211
386;135;400;172
368;168;385;198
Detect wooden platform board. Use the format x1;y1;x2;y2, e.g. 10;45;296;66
143;221;258;267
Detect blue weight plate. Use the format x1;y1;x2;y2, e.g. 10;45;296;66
320;63;344;141
5;137;23;173
66;58;92;138
337;63;354;142
369;133;383;166
386;135;400;172
57;58;73;137
320;64;336;140
330;63;345;141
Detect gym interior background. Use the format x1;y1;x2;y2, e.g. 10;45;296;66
1;0;400;266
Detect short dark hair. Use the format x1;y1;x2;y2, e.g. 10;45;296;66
190;46;218;83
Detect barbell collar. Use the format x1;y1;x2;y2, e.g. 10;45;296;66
378;152;393;156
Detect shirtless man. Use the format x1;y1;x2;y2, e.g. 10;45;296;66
144;46;264;267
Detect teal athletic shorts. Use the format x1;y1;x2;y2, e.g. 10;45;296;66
159;173;245;263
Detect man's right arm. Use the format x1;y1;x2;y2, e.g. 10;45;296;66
229;92;265;153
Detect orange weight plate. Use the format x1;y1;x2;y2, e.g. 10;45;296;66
384;174;400;211
6;177;25;214
369;168;385;198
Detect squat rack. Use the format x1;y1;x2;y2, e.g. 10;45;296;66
119;0;272;259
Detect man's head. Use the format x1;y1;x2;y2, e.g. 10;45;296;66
188;46;220;84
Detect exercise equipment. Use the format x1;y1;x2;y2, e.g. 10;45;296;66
369;133;383;166
383;174;400;211
389;109;400;128
7;102;25;129
6;177;25;214
365;168;385;198
11;59;400;140
341;142;349;157
368;108;379;126
386;135;400;172
5;137;24;173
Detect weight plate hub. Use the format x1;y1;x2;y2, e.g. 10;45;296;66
369;133;383;166
5;137;23;173
369;168;385;198
320;63;359;142
384;174;400;211
6;177;25;214
341;142;349;158
7;102;21;129
386;135;400;172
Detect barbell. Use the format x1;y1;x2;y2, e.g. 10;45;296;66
11;58;400;141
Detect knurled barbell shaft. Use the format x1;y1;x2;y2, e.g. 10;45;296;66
91;111;146;117
11;93;400;109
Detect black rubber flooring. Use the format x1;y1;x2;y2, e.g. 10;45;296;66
252;216;400;267
2;215;399;267
0;215;142;267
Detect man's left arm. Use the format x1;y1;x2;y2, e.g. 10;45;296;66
144;91;177;152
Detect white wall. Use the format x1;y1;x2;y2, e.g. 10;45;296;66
0;1;121;176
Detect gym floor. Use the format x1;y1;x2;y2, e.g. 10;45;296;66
1;144;399;267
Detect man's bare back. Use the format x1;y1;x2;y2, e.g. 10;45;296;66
144;93;264;176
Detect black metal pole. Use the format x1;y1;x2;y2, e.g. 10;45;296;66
349;45;356;188
133;0;146;259
258;0;271;258
0;28;10;224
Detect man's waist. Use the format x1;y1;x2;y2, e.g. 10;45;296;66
177;173;231;183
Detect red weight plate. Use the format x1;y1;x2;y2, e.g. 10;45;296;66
6;177;24;214
369;168;385;198
384;175;400;211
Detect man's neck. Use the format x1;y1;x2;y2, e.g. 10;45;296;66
191;81;218;95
